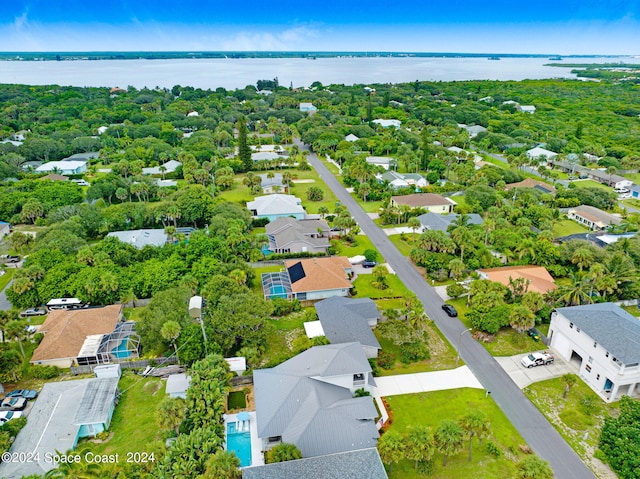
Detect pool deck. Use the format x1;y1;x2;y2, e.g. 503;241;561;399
224;411;264;468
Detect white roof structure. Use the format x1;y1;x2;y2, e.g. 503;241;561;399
166;373;191;396
526;147;558;160
247;194;305;217
345;134;359;142
224;357;247;375
35;160;86;173
106;229;168;248
304;321;325;338
252;151;286;161
142;160;182;175
372;119;401;129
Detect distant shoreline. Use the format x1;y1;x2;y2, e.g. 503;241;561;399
0;51;630;62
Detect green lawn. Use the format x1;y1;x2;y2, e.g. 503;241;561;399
0;268;15;292
384;389;528;479
250;265;285;295
333;235;382;261
355;195;386;213
81;373;166;456
551;219;590;237
524;377;618;468
571;179;611;191
387;233;419;256
622;172;640;183
352;274;411;300
227;390;247;410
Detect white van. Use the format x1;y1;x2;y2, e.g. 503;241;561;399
46;298;86;310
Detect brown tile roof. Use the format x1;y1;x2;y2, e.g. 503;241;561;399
391;193;455;208
505;178;556;194
477;265;557;294
41;173;69;181
31;305;123;362
285;257;352;293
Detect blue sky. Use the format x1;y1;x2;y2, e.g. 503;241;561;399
1;0;639;54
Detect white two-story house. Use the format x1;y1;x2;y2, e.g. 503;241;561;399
549;303;640;402
253;342;378;458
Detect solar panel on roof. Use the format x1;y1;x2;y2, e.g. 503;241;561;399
288;262;306;283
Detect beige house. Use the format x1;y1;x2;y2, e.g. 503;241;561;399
31;305;134;368
567;205;622;231
390;193;456;213
477;265;557;294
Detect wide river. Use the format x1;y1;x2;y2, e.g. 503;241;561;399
0;56;637;90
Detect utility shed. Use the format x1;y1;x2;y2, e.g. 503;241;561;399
75;377;119;438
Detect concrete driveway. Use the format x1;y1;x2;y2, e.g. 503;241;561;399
374;366;483;397
495;350;578;389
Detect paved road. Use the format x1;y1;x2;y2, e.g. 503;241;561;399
297;138;596;479
0;279;12;310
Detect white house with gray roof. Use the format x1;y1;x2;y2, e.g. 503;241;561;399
266;217;330;254
248;194;306;221
253;343;378;458
106;229;168;248
549;303;640;402
418;212;483;234
376;171;427;189
314;297;381;358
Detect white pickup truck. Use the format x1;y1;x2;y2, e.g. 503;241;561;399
521;352;554;368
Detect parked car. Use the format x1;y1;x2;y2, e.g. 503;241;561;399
0;411;23;424
362;260;377;268
5;389;38;400
0;255;20;264
19;307;47;318
1;397;27;410
441;303;458;317
527;328;540;341
521;352;554;368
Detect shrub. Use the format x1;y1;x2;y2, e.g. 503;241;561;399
307;186;324;201
29;365;61;379
399;342;430;364
446;283;466;299
377;351;396;369
363;249;378;262
354;388;370;397
368;358;381;376
271;298;301;317
485;440;503;457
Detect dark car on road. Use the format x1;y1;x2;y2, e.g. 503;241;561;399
362;260;378;268
5;389;38;400
441;304;458;317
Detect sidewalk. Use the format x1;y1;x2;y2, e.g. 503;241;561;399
374;366;483;397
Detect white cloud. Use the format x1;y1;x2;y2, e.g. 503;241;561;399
13;10;29;31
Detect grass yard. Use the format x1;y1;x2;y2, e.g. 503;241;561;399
387;233;419;256
551;219;589;237
352;274;411;300
622;172;640;183
354;195;386;213
571;179;611;191
333;235;382;260
0;267;14;292
227;390;247;410
375;320;458;375
384;389;528;479
524;377;618;474
83;373;166;456
444;297;547;356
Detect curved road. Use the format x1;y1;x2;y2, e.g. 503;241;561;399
297;139;596;479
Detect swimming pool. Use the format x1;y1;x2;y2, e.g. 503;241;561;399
111;338;132;359
226;421;252;467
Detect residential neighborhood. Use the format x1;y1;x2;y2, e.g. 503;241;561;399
1;72;639;479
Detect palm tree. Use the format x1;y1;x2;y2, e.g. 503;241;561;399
377;430;405;473
571;247;595;271
156;396;186;435
202;450;242;479
459;410;490;461
562;373;578;399
407;216;421;240
558;273;592;306
404;425;434;470
160;320;181;362
435;419;464;466
509;305;536;335
448;258;466;280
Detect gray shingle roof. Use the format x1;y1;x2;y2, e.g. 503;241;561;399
417;212;483;232
315;297;381;350
242;448;388;479
253;343;377;458
266;217;330;252
555;303;640;364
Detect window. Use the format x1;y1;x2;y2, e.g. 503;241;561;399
593;342;597;348
585;364;592;373
606;352;609;358
576;328;581;333
596;374;600;381
353;373;365;383
268;436;282;444
569;322;574;329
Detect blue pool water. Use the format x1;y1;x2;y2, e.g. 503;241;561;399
226;421;252;467
269;285;287;298
111;338;132;359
